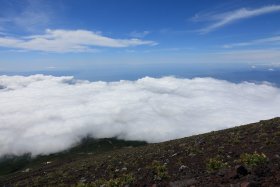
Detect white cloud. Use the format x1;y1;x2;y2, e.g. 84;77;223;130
214;49;280;64
169;48;280;66
129;30;150;38
195;5;280;33
0;75;280;156
0;0;52;32
0;29;157;52
223;35;280;48
45;66;56;69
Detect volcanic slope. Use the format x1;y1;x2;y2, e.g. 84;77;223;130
1;118;280;186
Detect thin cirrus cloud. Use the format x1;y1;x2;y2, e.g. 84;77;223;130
0;29;157;53
129;30;151;38
193;5;280;34
209;49;280;65
223;35;280;48
0;75;280;156
0;0;52;32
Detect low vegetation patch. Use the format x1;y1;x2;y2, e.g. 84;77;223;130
206;157;229;172
77;174;135;187
240;152;268;167
151;160;169;181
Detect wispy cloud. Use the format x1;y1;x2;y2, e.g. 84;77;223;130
194;5;280;34
223;35;280;48
183;48;280;66
0;0;52;32
129;30;150;38
0;29;157;53
213;49;280;65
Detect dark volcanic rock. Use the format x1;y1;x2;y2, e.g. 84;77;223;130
235;165;248;176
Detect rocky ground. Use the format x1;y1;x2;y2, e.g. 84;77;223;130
1;118;280;187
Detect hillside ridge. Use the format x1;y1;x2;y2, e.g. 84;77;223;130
1;118;280;186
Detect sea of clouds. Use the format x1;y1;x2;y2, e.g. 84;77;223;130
0;75;280;156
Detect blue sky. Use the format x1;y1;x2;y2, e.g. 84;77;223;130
2;0;280;157
0;0;280;78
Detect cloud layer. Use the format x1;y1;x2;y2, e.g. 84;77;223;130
223;35;280;48
0;75;280;156
0;29;157;52
194;5;280;33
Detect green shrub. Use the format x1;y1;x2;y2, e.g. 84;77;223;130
206;157;228;172
151;161;169;181
240;152;268;167
75;182;89;187
119;174;135;186
85;174;134;187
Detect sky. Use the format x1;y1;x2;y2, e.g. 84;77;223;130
1;0;280;156
0;0;280;79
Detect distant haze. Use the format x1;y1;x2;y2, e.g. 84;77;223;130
0;75;280;156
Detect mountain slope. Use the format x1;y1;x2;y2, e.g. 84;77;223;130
1;118;280;186
0;138;147;177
